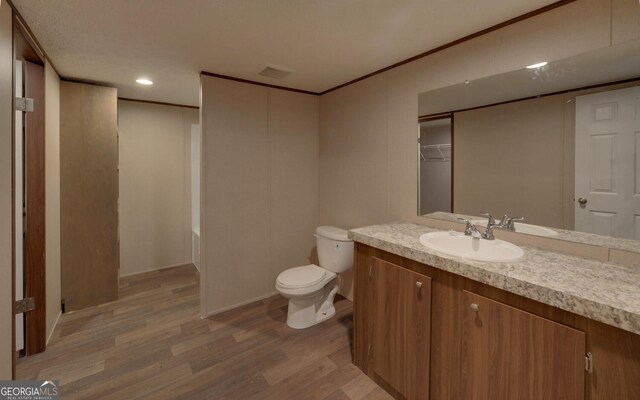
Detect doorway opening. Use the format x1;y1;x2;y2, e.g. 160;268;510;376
418;115;453;216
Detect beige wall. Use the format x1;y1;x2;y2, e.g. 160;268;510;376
201;76;318;315
454;96;565;228
319;0;629;235
319;74;389;229
612;0;640;45
318;74;389;299
118;100;198;276
268;90;320;287
0;1;13;379
44;61;61;341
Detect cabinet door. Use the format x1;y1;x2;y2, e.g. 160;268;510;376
372;257;431;399
462;291;585;400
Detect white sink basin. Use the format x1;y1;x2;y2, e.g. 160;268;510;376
419;231;524;262
471;219;558;237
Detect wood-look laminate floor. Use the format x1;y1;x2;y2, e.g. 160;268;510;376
17;264;391;399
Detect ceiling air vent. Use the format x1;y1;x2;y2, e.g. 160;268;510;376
259;64;295;79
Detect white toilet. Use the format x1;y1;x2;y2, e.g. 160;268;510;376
275;226;354;329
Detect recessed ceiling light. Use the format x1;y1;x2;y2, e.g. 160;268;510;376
136;78;153;85
526;62;548;69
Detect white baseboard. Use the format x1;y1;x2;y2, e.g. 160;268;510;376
119;262;195;278
46;311;62;345
200;292;278;319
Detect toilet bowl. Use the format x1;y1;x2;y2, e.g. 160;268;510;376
275;226;353;329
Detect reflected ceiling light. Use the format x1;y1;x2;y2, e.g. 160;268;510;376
526;62;548;69
136;78;153;85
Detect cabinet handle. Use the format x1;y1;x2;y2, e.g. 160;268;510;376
470;303;479;312
416;281;423;290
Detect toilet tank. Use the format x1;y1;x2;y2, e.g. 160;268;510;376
316;226;354;274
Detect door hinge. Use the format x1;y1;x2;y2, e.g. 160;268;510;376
15;297;35;314
15;97;34;112
367;343;372;357
368;264;373;281
585;352;593;374
61;298;66;314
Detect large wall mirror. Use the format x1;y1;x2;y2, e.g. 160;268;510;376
418;39;640;246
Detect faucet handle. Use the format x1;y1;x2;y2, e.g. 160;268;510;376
505;216;525;230
457;218;481;238
497;214;509;227
479;212;501;240
480;212;495;226
457;217;472;229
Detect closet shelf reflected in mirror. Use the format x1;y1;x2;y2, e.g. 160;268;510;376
418;116;453;215
420;144;451;162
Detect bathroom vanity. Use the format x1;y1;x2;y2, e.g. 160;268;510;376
350;223;640;400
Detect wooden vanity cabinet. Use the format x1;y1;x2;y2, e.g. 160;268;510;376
370;256;431;400
462;291;585;399
354;245;433;400
353;243;640;400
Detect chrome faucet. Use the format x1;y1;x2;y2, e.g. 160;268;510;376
479;212;499;240
480;212;525;239
457;218;482;239
503;215;525;231
458;213;525;240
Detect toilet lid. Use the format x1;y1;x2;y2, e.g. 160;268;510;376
277;265;326;288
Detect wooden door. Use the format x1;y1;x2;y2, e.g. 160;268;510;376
371;257;431;399
23;61;46;355
462;291;585;399
575;86;640;239
60;81;119;311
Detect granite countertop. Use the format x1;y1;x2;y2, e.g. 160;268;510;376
349;222;640;335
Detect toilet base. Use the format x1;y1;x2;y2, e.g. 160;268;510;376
286;280;339;329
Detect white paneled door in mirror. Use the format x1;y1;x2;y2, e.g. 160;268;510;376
575;86;640;240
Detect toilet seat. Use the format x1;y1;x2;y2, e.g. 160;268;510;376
275;225;353;329
276;264;326;289
275;264;336;297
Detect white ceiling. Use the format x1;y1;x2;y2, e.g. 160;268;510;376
12;0;558;107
